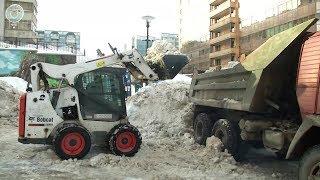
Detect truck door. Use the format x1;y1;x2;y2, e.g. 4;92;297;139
297;32;320;115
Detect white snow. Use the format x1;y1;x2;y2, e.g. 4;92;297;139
171;74;192;84
0;80;21;126
0;77;28;92
145;40;181;65
0;76;297;179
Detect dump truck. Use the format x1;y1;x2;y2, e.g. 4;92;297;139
189;18;320;179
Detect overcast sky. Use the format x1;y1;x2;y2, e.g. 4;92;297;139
37;0;283;58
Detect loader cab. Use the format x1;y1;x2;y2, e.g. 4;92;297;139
74;67;127;121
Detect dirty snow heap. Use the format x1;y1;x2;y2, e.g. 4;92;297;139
144;40;181;65
0;79;24;126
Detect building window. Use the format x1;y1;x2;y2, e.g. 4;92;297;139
210;31;214;39
215;32;220;37
210;45;214;53
215;45;221;51
231;39;235;48
215;59;221;66
231;55;235;61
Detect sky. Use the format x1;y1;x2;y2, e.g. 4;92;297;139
37;0;284;58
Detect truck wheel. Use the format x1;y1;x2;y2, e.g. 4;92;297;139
212;119;244;161
194;113;214;145
53;123;91;160
109;124;142;157
299;145;320;180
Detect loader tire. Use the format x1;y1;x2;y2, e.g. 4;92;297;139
212;119;245;161
194;113;214;145
109;124;142;157
299;145;320;180
53;123;91;160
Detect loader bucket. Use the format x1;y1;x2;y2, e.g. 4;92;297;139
148;54;189;80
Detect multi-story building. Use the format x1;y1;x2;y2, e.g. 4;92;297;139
209;0;241;68
132;35;156;56
177;0;209;49
1;0;38;44
37;30;80;52
181;41;210;73
0;0;5;38
240;0;320;55
161;33;179;49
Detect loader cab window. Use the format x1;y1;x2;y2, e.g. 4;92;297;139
74;67;127;121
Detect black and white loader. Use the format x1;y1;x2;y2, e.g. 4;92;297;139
17;45;188;159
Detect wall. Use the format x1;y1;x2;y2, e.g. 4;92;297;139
0;0;5;37
0;49;26;75
0;49;76;82
181;41;210;73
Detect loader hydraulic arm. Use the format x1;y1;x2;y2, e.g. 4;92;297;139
30;49;159;91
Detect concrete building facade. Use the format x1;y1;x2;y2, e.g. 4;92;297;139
161;33;179;49
182;0;320;74
209;0;241;68
181;41;210;73
0;0;5;37
2;0;38;44
240;0;320;55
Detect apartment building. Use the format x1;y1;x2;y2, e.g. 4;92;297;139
1;0;38;44
209;0;241;68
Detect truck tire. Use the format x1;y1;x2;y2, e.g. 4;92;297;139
53;123;91;160
194;113;214;145
212;119;244;161
299;145;320;180
109;124;142;157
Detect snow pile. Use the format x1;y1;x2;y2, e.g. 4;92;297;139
206;61;240;73
126;77;194;140
171;74;192;84
0;80;22;126
222;61;240;70
145;40;181;65
0;77;28;92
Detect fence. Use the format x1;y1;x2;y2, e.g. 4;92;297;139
241;0;303;28
0;36;85;56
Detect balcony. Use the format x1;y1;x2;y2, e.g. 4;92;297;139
210;0;238;18
210;17;239;31
209;48;237;59
210;32;237;45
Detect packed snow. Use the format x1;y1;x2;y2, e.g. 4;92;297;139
0;80;22;126
0;77;28;92
206;61;240;73
145;40;181;65
0;74;298;179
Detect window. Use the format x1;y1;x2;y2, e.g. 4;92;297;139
231;55;235;61
74;68;126;120
231;39;235;48
215;45;221;51
215;32;220;37
215;59;221;66
210;31;214;39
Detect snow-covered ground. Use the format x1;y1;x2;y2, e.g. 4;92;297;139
0;75;298;179
0;77;28;92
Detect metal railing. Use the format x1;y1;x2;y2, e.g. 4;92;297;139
0;36;84;55
241;0;305;28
